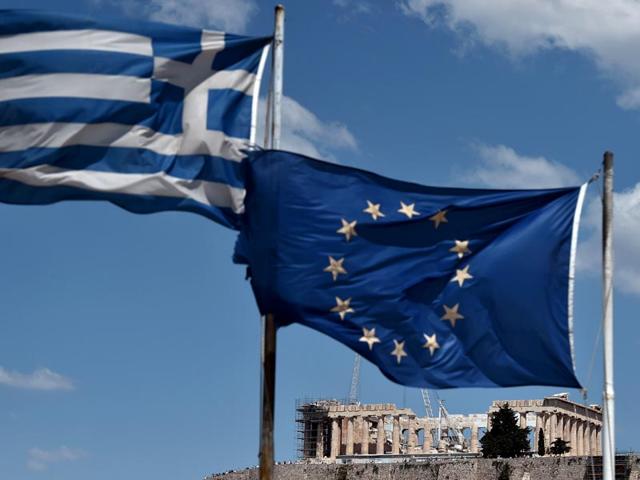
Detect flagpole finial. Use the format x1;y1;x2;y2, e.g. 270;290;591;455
603;150;614;168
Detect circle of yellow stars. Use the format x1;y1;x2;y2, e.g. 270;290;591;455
327;200;474;365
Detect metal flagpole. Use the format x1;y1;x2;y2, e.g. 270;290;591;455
259;6;284;480
602;151;615;480
259;313;277;480
271;5;285;149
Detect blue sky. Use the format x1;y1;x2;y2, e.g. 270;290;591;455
1;0;639;478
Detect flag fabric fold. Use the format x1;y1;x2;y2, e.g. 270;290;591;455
235;150;587;389
0;10;271;228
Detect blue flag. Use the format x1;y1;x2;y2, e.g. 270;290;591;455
235;150;587;389
0;10;271;228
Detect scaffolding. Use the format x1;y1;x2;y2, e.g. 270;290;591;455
295;398;344;459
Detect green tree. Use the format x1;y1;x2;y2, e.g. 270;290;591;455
537;429;545;456
549;437;571;455
480;403;531;458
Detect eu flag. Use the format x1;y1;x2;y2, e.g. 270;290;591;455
235;150;587;389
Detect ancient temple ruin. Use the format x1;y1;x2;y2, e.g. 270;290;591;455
489;393;603;457
296;393;602;461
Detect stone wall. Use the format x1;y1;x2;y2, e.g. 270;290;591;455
208;455;640;480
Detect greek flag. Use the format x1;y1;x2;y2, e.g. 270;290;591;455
0;10;271;228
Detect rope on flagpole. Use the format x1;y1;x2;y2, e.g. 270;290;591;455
589;167;602;184
580;166;603;403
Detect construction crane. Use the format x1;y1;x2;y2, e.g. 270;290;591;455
437;397;466;450
420;389;435;417
421;389;466;451
421;389;438;447
350;357;467;451
348;354;361;404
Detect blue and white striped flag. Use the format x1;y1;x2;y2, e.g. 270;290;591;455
0;10;271;228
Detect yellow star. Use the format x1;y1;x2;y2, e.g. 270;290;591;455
429;210;448;229
449;240;471;259
337;219;357;241
398;201;420;218
359;327;381;351
451;265;473;287
330;296;354;320
422;333;440;356
391;339;408;364
363;200;385;220
441;303;464;328
323;256;347;281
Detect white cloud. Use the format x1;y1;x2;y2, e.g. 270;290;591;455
398;0;640;110
104;0;258;32
0;367;74;391
462;143;581;188
615;86;640;110
579;183;640;295
257;95;358;161
333;0;372;15
27;447;86;472
148;0;256;31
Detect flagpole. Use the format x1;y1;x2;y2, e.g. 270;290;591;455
602;151;615;480
270;4;284;149
259;6;284;480
259;313;277;480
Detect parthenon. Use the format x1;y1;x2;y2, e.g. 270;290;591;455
296;393;602;460
489;393;603;457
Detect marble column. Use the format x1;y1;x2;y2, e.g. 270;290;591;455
471;423;479;453
577;420;584;456
330;418;341;459
557;414;565;444
376;417;385;455
423;427;432;453
570;417;577;456
583;423;591;456
595;426;601;455
346;417;354;455
361;417;370;455
558;414;565;442
352;417;360;453
549;413;557;445
544;414;551;449
590;424;597;456
566;417;572;449
562;415;570;456
316;421;324;458
408;420;417;452
534;414;543;453
392;416;400;455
